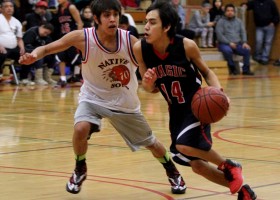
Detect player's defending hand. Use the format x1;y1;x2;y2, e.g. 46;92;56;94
19;53;37;65
143;68;157;84
142;68;158;93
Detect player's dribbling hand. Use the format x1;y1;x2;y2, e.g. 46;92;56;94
19;53;37;65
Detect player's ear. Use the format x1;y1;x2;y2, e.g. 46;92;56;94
93;15;99;25
163;25;171;34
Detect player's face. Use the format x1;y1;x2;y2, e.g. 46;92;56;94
144;10;165;44
95;10;119;36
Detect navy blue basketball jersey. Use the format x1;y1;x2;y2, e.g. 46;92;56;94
57;3;77;36
141;35;202;111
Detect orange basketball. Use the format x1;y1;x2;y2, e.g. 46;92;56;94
191;87;229;124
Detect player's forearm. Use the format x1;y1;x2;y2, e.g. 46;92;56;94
204;70;222;89
32;46;47;61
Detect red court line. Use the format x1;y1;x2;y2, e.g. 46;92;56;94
0;165;233;197
213;127;280;150
0;170;175;200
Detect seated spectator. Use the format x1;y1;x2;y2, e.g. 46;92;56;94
188;2;215;47
119;15;139;38
80;6;93;28
216;3;254;76
209;0;224;46
121;5;136;27
171;0;195;39
0;0;27;83
23;0;51;31
23;23;57;85
120;0;140;10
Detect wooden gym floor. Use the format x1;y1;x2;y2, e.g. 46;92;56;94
0;64;280;200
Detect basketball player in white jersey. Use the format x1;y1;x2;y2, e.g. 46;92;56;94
19;0;186;195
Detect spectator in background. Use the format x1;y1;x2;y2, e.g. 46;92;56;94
246;0;279;65
209;0;224;46
80;5;93;28
171;0;195;39
119;15;139;38
121;5;136;27
23;0;50;30
0;0;26;83
23;23;57;85
48;0;58;9
73;0;90;10
54;0;83;87
188;2;215;47
216;3;254;76
120;0;140;10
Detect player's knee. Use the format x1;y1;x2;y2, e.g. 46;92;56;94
176;144;194;156
74;122;91;140
190;160;207;175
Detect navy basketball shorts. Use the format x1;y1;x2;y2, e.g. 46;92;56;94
169;111;212;166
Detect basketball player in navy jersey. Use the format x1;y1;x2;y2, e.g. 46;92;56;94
55;0;83;86
133;2;257;200
19;0;186;195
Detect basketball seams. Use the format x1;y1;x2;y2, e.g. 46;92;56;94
203;93;215;123
208;94;228;113
191;86;229;123
208;87;228;113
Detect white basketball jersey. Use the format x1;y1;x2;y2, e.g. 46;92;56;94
79;28;140;113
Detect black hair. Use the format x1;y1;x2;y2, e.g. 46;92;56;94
90;0;121;28
1;0;14;6
224;3;235;12
41;22;54;32
146;1;179;38
120;15;129;25
212;0;223;9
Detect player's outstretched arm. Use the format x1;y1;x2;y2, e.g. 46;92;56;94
19;30;84;65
